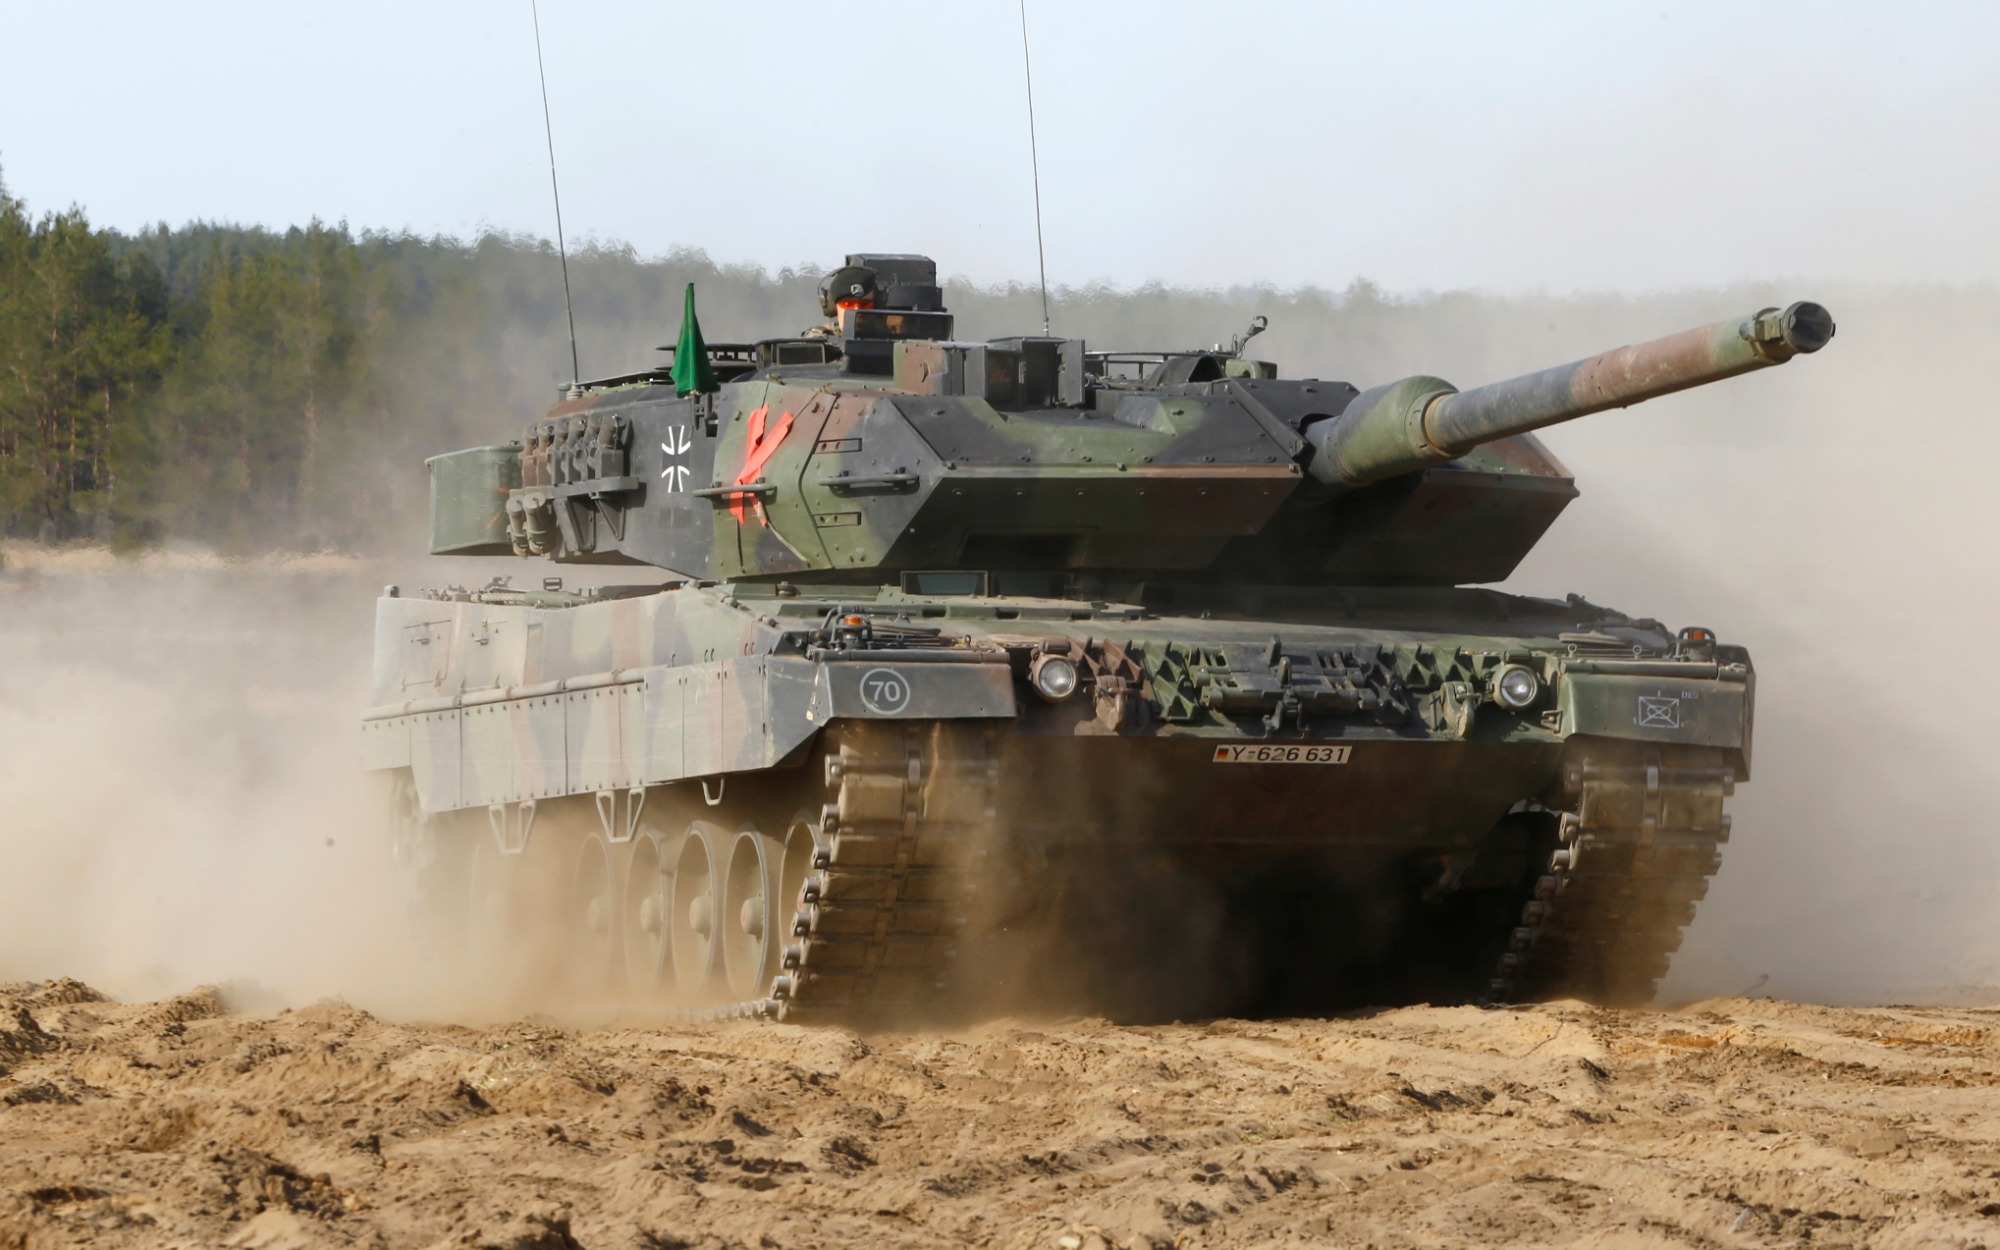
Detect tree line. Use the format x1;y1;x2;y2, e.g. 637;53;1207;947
0;171;832;552
3;163;1845;555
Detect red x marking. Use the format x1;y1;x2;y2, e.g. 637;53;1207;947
728;404;794;523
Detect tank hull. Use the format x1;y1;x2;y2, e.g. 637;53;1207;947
365;579;1745;1019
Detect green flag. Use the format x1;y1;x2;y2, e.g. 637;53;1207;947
670;282;718;396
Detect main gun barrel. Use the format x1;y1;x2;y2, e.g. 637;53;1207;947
1306;301;1835;489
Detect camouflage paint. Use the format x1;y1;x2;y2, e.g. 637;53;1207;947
381;287;1819;883
363;580;1752;825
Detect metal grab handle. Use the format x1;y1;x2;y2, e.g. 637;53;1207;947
691;482;778;499
821;473;920;495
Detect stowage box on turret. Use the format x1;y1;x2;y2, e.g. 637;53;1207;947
367;253;1834;1020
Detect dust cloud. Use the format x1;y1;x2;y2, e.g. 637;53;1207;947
0;281;1992;1016
1491;284;2000;1003
0;549;418;1009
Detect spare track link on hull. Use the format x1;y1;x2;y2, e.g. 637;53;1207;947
1485;743;1733;1007
765;721;1000;1025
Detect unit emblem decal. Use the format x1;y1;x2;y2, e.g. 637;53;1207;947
1636;696;1682;729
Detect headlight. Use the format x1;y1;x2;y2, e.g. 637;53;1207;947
1029;654;1079;702
1494;665;1540;710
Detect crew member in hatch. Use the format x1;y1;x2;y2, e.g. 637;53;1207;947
802;264;877;337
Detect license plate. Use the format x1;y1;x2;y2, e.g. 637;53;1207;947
1211;744;1351;765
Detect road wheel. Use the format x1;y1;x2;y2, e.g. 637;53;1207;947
722;826;782;1001
466;820;518;996
388;772;468;975
671;823;725;1002
568;830;620;993
622;827;673;995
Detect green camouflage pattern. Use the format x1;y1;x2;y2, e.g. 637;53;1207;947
363;579;1751;825
382;282;1822;821
365;260;1831;1011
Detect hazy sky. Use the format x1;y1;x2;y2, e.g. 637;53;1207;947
2;1;1993;292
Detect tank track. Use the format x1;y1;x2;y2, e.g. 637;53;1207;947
760;721;1001;1024
1484;742;1735;1006
393;721;1002;1027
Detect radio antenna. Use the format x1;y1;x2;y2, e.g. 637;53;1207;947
1018;0;1052;336
530;0;581;388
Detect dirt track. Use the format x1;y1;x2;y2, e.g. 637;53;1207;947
4;982;1998;1249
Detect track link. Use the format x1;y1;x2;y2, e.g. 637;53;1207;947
1486;742;1734;1006
768;721;1000;1024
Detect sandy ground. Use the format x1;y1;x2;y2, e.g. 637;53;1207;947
5;291;2000;1250
3;983;1999;1250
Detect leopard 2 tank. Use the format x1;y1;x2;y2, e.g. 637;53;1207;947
366;254;1835;1020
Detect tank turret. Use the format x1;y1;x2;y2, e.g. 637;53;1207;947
428;268;1831;589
